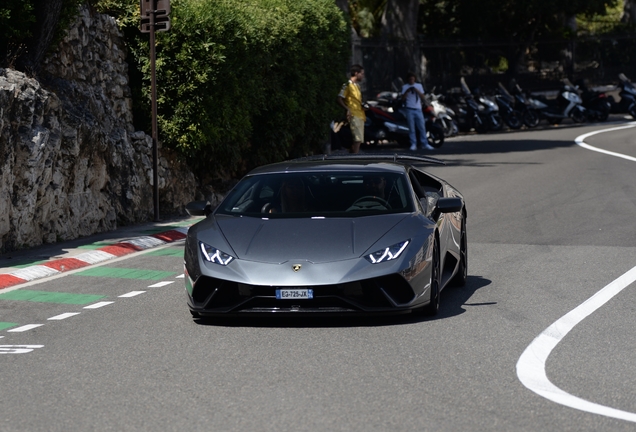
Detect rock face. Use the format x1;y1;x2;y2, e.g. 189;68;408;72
0;6;197;253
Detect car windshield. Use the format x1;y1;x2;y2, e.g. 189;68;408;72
216;171;414;218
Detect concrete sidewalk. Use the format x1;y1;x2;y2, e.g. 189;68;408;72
0;215;203;291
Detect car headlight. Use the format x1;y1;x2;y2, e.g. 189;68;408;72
199;242;234;265
365;240;409;264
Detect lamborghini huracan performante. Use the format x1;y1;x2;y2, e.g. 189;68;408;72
184;154;467;318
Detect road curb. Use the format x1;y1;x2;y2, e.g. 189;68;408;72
0;228;188;291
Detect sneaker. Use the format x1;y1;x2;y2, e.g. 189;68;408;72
409;144;417;151
423;143;435;150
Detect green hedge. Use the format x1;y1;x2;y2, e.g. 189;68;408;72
128;0;350;179
2;0;350;179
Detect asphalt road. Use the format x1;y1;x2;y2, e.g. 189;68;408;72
1;120;636;431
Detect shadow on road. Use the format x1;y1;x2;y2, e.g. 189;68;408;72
360;117;634;165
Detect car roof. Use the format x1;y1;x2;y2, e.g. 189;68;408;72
247;153;445;175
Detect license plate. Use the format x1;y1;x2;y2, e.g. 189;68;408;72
276;289;313;299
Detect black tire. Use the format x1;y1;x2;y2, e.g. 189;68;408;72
450;216;468;287
629;104;636;119
417;237;441;316
504;112;523;129
522;109;540;128
473;116;488;133
427;123;445;148
594;104;609;122
490;114;504;131
570;107;587;123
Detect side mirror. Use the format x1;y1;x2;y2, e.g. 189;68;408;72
436;197;463;214
185;200;214;217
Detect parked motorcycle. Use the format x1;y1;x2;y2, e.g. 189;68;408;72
454;78;503;133
607;73;636;118
366;92;444;148
527;79;587;124
425;88;459;137
575;79;610;122
508;81;540;128
494;83;522;129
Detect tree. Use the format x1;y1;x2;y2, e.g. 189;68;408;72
623;0;636;23
419;0;619;75
380;0;424;78
5;0;83;74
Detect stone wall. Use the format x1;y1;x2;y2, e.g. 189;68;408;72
0;6;197;253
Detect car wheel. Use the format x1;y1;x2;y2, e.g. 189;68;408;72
416;237;440;316
629;104;636;119
450;216;467;287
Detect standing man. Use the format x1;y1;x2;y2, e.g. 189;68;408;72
401;72;433;151
338;64;366;154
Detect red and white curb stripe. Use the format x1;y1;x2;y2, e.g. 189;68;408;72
0;228;188;290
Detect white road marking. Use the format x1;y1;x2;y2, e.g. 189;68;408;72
574;122;636;162
7;324;44;332
517;124;636;422
48;312;81;320
148;281;174;287
119;291;146;298
83;301;114;309
175;274;185;279
517;266;636;422
0;345;44;354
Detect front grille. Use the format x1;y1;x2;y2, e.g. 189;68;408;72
191;274;416;312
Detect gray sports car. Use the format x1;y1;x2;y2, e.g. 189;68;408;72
184;154;467;318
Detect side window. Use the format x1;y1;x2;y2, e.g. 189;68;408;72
412;169;443;195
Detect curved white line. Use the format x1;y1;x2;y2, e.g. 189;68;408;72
517;123;636;422
574;122;636;162
517;266;636;422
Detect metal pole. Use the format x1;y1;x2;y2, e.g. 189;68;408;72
150;6;160;221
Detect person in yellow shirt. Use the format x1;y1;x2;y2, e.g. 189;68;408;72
338;64;366;154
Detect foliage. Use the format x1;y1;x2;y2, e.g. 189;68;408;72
122;0;350;179
417;0;624;78
419;0;620;41
0;0;85;68
0;1;36;66
576;0;628;34
349;0;386;37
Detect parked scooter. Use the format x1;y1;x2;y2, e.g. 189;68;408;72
508;81;540;128
495;82;522;129
527;79;587;124
607;73;636;118
425;88;458;137
454;78;503;133
575;79;610;122
366;91;444;148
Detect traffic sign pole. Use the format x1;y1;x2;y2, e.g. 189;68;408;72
140;0;170;222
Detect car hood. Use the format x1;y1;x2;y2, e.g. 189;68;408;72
214;215;408;264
